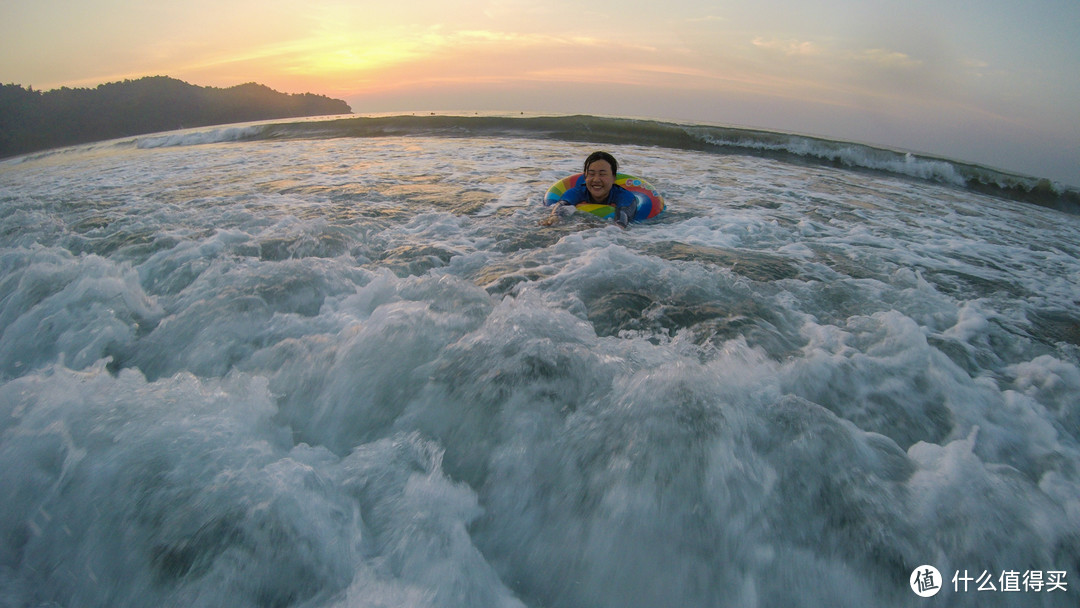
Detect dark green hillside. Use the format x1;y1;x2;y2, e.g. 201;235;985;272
0;76;352;158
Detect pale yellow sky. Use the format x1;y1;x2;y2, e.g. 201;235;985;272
2;0;1079;186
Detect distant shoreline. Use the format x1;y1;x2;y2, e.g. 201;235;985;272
0;76;352;159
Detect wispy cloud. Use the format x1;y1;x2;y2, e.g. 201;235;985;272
751;37;822;57
855;48;923;70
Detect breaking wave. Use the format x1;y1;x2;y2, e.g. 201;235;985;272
117;113;1078;214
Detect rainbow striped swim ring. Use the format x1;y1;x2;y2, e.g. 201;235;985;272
544;173;666;222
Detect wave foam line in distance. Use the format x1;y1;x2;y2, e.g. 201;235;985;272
135;125;266;149
140;114;1080;214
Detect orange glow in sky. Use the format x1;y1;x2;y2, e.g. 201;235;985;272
2;0;1078;186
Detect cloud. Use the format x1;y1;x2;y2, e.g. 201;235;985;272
751;37;821;57
854;48;923;70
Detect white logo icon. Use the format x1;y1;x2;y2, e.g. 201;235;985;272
911;565;942;597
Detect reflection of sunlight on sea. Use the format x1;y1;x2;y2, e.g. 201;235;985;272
0;130;1078;608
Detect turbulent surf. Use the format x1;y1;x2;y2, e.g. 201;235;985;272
1;114;1078;607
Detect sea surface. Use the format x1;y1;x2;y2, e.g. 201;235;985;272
1;114;1078;607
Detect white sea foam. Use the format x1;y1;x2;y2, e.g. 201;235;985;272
134;125;265;149
0;129;1078;607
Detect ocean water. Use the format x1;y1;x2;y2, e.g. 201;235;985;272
0;115;1078;607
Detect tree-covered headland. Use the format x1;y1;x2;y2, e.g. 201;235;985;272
0;76;352;158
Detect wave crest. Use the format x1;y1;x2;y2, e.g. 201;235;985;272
107;114;1080;214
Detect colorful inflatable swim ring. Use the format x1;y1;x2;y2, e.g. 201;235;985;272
544;173;665;222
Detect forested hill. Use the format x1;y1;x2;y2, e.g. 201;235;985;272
0;76;352;158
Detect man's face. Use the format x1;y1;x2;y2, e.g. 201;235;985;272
584;160;615;202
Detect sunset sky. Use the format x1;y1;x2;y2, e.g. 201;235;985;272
3;0;1078;186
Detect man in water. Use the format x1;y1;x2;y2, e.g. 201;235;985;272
540;151;638;228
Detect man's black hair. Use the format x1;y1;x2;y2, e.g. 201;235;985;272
584;151;618;175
